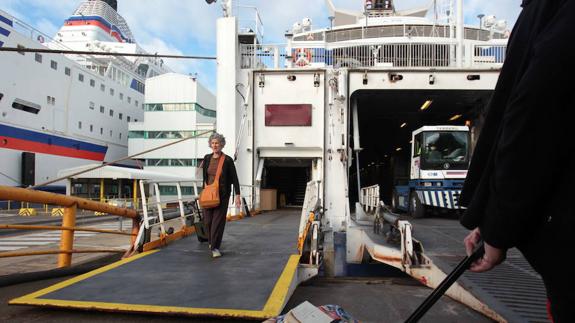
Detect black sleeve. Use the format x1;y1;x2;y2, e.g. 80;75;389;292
479;5;575;249
227;156;241;197
201;154;210;187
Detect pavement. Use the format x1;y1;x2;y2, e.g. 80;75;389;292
0;212;134;276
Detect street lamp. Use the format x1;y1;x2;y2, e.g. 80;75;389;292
477;14;485;40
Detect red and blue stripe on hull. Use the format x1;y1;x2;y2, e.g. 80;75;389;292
0;124;107;161
64;16;130;43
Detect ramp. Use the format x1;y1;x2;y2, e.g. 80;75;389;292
10;210;305;320
349;216;550;322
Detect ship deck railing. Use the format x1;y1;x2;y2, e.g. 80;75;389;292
240;39;507;70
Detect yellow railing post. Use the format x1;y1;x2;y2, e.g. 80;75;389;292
58;204;77;268
133;179;138;210
100;178;105;203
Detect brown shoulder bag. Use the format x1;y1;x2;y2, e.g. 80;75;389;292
198;155;225;209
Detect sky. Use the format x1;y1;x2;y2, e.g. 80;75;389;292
1;0;522;93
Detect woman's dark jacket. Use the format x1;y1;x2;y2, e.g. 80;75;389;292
459;0;575;250
202;153;240;202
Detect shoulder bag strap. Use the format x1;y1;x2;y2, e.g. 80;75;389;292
214;154;226;184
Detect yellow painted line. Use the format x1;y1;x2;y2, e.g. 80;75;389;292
10;297;273;319
10;223;303;319
10;250;158;303
262;254;301;316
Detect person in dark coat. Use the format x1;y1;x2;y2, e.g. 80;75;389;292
201;132;241;258
460;0;575;321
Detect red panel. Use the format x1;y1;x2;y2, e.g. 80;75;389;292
265;104;312;126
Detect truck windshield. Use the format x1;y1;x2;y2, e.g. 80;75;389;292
421;131;469;170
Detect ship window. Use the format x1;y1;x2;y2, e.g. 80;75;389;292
119;113;123;120
100;84;105;92
46;96;55;105
110;130;113;136
109;109;114;117
110;88;114;96
12;99;40;114
50;60;57;70
35;53;42;63
89;102;95;110
127;116;131;122
65;67;71;76
17;45;25;55
90;124;93;132
127;97;131;104
78;121;82;129
119;93;124;100
100;106;105;113
413;133;423;157
135;100;138;107
100;127;103;135
119;133;122;139
0;93;3;102
90;79;95;87
78;73;84;82
134;119;138;122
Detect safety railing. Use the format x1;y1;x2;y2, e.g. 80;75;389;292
0;185;139;268
135;180;257;251
137;179;200;248
472;44;507;66
240;40;507;69
360;184;380;213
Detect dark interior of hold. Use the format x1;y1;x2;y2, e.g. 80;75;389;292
262;159;312;207
349;89;493;205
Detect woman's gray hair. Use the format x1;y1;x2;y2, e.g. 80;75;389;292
208;132;226;147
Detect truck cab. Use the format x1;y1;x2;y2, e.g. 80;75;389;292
393;126;469;217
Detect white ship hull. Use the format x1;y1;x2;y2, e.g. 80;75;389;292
0;4;165;188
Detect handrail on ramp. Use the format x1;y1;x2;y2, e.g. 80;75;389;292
0;185;139;267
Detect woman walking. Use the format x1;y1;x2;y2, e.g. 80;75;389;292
201;133;241;258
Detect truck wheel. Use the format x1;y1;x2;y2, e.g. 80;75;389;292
409;192;426;218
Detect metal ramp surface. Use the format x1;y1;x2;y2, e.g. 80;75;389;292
353;216;550;323
10;210;303;320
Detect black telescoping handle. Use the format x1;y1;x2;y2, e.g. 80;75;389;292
404;241;485;323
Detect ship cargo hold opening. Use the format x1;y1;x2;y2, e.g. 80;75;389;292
260;158;312;208
349;89;493;213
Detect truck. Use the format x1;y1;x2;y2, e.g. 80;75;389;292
391;126;470;218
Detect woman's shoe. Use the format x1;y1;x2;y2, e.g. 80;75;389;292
212;249;222;258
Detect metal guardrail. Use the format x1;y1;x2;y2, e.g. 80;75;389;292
0;185;139;267
134;180;259;251
360;185;380;213
240;40;507;69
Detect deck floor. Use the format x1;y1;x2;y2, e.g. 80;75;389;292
10;210;302;319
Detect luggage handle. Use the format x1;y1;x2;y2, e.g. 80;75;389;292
405;241;485;323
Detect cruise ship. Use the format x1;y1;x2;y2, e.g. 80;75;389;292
0;0;170;189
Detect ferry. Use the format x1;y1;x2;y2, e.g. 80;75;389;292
3;1;552;322
0;0;170;190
